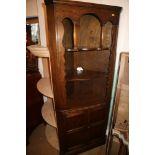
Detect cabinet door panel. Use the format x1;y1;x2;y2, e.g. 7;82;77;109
89;122;106;140
63;109;88;130
89;105;107;123
66;128;89;148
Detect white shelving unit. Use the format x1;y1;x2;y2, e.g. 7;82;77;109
27;45;59;150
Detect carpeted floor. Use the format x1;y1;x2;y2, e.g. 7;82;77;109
26;124;119;155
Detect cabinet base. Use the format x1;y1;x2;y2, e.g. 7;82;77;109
60;137;106;155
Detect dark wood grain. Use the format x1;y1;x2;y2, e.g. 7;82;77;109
62;18;74;49
45;0;121;154
102;22;113;49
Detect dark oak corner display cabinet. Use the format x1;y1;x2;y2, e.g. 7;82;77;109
44;0;121;154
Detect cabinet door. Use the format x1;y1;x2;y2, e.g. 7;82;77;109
89;104;108;123
89;122;107;141
89;105;108;141
62;108;88;131
66;128;89;148
60;109;89;148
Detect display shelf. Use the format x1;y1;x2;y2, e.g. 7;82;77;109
66;70;108;81
27;45;50;57
67;94;105;107
65;47;110;52
41;99;57;128
45;124;59;150
37;78;53;98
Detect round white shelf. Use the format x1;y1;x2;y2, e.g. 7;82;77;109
37;78;53;98
45;124;59;150
41;99;57;128
27;45;50;57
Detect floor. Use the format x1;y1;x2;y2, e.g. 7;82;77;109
26;124;119;155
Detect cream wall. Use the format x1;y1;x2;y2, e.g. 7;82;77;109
26;0;38;17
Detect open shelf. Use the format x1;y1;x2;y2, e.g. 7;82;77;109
65;47;110;52
45;124;59;150
67;93;106;108
27;45;50;57
66;70;108;81
41;99;57;128
66;70;107;108
37;78;53;98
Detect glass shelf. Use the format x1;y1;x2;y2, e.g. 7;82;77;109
41;99;57;128
66;70;108;81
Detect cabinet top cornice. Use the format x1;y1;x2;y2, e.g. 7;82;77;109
44;0;122;12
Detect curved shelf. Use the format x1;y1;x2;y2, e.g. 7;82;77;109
37;78;53;98
27;45;50;57
45;124;59;150
41;99;57;128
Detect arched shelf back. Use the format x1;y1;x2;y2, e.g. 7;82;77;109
62;18;74;50
79;13;102;25
62;18;75;75
78;14;101;49
102;21;113;49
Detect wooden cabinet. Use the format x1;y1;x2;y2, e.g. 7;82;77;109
26;23;44;143
29;0;121;154
56;104;108;152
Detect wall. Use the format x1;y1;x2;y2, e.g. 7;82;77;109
26;0;38;17
36;0;129;133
